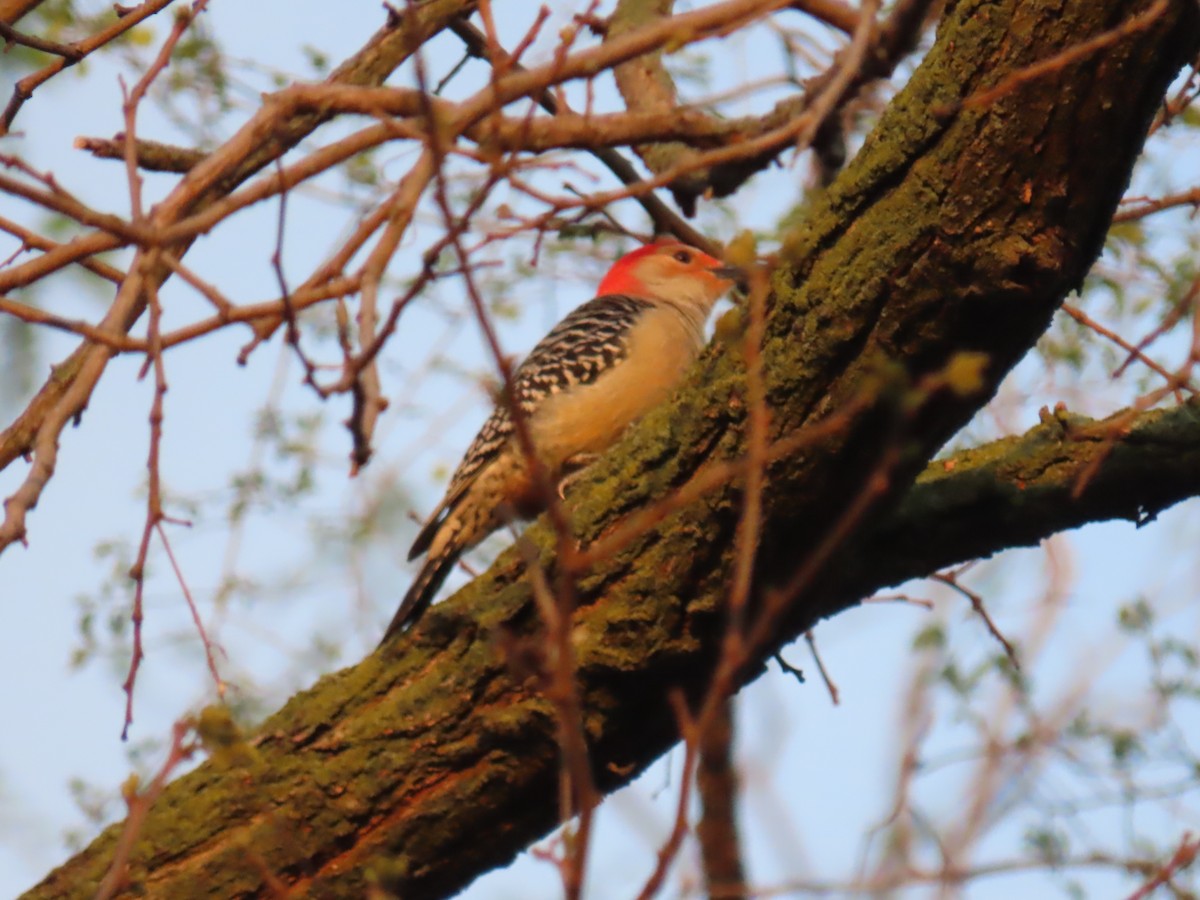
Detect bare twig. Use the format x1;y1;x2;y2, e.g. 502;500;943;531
115;3;206;737
2;0;176;135
0;20;82;59
1113;185;1200;222
727;259;771;632
0;296;138;350
804;629;840;705
415;35;598;893
447;13;712;250
157;521;225;700
74;134;208;173
1062;302;1195;396
121;265;165;740
0;213;126;284
568;385;877;573
952;0;1170;113
696;698;746;900
791;0;859;33
0;0;473;546
635;692;700;900
1113;272;1200;378
1126;833;1200;900
94;718;199;900
931;570;1020;669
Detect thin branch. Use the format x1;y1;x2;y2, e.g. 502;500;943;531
0;163;155;245
635;692;701;900
1;0;176;135
0;0;52;26
157;521;225;701
567;385;877;574
0;295;138;350
727;257;771;629
447;13;712;250
74;134;208;173
1062;302;1195;396
0;0;475;552
954;0;1170;113
416;34;600;889
696;698;746;900
1126;832;1200;900
0;20;83;58
791;0;860;34
1114;272;1200;377
930;571;1020;669
120;262;165;740
0;213;126;284
94;718;199;900
803;630;840;705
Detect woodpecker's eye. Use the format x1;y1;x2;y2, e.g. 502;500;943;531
673;249;692;264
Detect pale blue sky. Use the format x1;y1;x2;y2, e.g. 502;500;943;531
1;2;1198;897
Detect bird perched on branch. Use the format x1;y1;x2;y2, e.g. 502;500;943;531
381;240;742;644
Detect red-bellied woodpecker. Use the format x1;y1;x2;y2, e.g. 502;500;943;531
381;240;741;643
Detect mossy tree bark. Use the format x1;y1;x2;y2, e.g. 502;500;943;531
26;0;1200;897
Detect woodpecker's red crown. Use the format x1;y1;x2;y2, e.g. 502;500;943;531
596;240;738;302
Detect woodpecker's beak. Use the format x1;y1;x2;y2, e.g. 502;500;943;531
709;264;749;293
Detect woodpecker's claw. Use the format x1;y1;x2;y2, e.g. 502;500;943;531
557;453;600;499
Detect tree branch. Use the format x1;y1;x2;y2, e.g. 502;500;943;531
446;13;713;250
0;0;479;548
0;0;46;25
28;395;1200;899
608;0;714;216
852;401;1200;598
22;1;1200;897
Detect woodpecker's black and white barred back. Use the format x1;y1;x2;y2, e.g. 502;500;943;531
381;241;741;643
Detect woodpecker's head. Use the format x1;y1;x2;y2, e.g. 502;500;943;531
596;241;743;314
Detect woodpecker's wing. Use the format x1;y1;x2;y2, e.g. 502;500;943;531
408;294;652;560
407;402;509;560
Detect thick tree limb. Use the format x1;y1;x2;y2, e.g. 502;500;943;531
24;0;1200;897
852;401;1200;598
27;402;1200;899
606;0;936;212
608;0;715;215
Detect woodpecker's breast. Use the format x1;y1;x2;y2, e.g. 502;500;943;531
530;303;704;466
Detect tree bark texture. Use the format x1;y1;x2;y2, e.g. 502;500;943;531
26;0;1200;897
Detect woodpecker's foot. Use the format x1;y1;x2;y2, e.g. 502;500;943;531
557;453;600;499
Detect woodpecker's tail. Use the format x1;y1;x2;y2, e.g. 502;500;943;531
380;546;459;645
